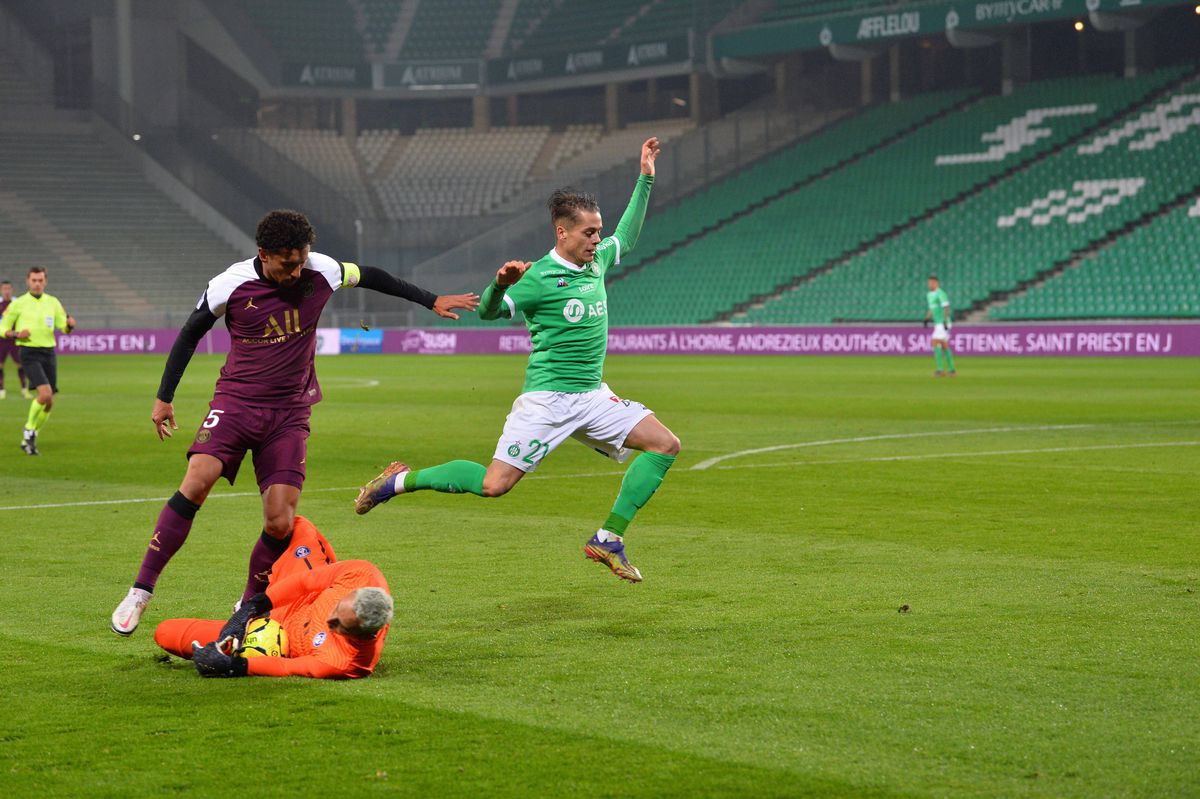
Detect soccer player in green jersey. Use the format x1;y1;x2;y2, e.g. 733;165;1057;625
924;275;956;377
355;138;679;583
0;266;76;454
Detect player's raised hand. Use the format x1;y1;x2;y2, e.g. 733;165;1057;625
496;260;532;288
432;292;480;320
640;137;660;177
152;398;177;441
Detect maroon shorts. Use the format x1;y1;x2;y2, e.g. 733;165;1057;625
187;396;311;491
0;338;20;364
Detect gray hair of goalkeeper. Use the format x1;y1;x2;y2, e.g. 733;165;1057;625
351;587;394;635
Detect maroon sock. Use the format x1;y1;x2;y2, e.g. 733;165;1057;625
134;492;200;592
242;530;292;602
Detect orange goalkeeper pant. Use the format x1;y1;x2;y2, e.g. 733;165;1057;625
153;515;336;658
154;618;225;659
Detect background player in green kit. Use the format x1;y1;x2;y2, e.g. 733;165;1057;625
355;138;679;583
924;275;956;377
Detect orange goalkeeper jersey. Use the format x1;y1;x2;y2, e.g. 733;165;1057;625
247;559;390;679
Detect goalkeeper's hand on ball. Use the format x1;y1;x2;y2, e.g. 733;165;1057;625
192;641;249;678
218;592;273;644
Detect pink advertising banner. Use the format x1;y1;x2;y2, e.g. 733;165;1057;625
54;323;1200;357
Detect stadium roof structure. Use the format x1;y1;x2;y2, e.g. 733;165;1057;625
715;0;1190;61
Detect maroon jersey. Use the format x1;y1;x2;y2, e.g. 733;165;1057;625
200;252;356;408
0;296;11;317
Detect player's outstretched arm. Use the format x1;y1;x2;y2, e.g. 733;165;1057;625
479;261;532;320
155;304;219;440
611;138;658;256
356;265;479;320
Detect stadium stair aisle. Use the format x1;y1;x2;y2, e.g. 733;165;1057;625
739;70;1199;325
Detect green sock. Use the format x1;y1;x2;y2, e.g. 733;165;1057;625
403;460;486;496
25;400;49;431
943;348;956;372
603;452;676;536
933;349;945;371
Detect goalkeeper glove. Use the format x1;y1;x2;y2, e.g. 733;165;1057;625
191;641;248;678
218;592;273;645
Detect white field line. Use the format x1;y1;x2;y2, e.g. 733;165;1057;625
1;439;1194;512
690;424;1095;470
704;440;1199;472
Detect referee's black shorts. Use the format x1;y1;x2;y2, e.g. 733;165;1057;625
19;346;57;392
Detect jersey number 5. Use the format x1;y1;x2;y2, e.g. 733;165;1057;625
203;409;225;429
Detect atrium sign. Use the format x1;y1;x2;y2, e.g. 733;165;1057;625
488;36;689;84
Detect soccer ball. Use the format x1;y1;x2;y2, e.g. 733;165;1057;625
236;617;288;658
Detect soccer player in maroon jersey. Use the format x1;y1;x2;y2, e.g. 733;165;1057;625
0;280;30;400
111;210;478;636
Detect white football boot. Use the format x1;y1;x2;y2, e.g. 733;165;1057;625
111;587;152;636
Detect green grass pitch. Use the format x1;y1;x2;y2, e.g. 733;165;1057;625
1;353;1196;797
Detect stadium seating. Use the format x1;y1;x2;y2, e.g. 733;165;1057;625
744;72;1198;325
615;0;743;43
238;0;366;64
374;125;550;218
0;49;48;107
359;0;404;57
250;128;376;217
600;71;1180;327
606;89;974;284
991;196;1200;320
399;0;502;59
507;0;742;54
0;127;241;324
220;116;695;222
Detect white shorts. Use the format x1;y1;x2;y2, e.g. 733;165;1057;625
931;324;951;342
492;382;654;473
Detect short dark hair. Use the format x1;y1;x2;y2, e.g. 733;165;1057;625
928;275;938;281
27;266;46;276
548;189;599;226
0;279;10;286
256;210;316;252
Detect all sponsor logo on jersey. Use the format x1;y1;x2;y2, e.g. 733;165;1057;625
294;546;311;558
312;632;327;647
556;278;568;287
578;283;595;294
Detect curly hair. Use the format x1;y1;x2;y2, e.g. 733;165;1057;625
547;188;599;226
256;209;316;252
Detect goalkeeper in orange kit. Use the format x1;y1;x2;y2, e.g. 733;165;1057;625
153;516;392;679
